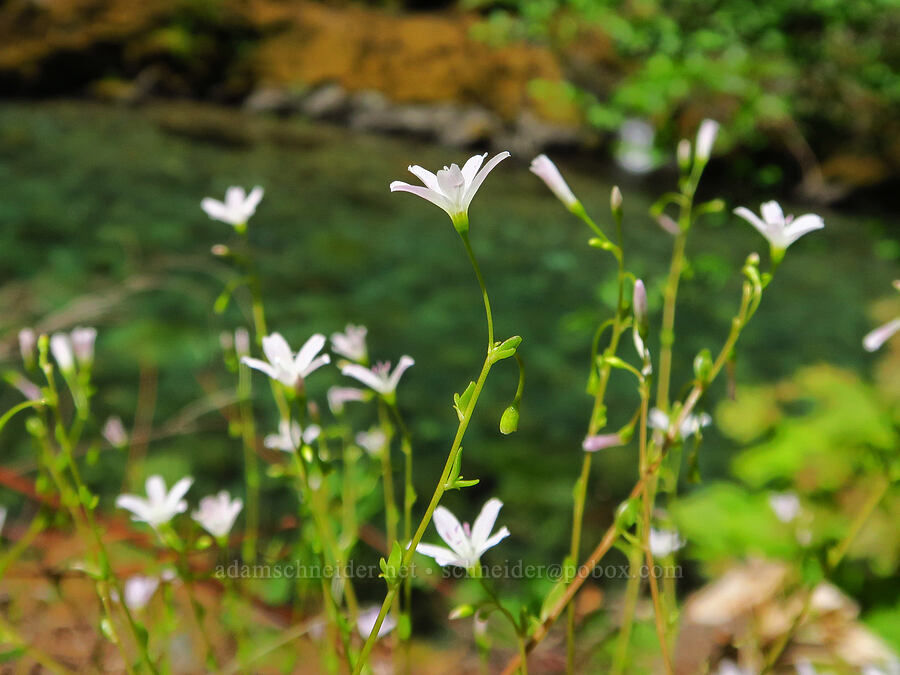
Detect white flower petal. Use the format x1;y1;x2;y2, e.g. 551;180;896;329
460;153;487;186
476;526;510;557
864;318;900;352
295;333;327;371
390;182;453;213
415;543;463;567
407;165;442;193
432;506;470;560
760;200;784;227
462;151;510;210
470;498;503;550
387;355;415;393
342;364;388;394
262;333;293;368
783;213;825;246
733;206;770;238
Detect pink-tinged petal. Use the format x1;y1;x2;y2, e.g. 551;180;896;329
262;333;293;367
476;526;510;556
760;201;784;227
387;355;415;392
390;182;452;213
783;214;824;246
530;154;578;208
733;206;769;237
295;333;327;371
201;198;230;222
432;506;470;559
461;153;487;187
245;186;264;213
462;151;510;209
582;433;623;452
471;498;502;549
415;543;462;567
115;495;151;522
864;318;900;352
407;165;442;193
241;357;278;381
145;476;167;504
342;364;387;393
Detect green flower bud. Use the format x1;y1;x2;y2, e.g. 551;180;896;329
499;405;519;435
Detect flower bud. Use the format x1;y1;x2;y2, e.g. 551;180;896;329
234;328;251;358
582;432;622;452
529;154;579;210
657;214;680;236
694;119;720;164
71;327;97;366
610;185;623;215
677;139;691;171
499;404;519;435
102;416;129;448
18;328;36;368
632;279;648;335
693;348;713;384
49;333;75;373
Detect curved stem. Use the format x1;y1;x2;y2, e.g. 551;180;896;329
460;232;494;348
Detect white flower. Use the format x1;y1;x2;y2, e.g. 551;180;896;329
71;326;97;366
18;328;36;365
390;152;510;225
331;324;368;363
115;475;193;528
694;119;720;163
356;606;397;641
342;356;414;397
733;201;824;253
327;386;366;414
0;506;7;536
121;575;159;611
616;119;656;174
201;186;264;227
416;498;510;569
241;332;330;388
263;419;320;452
769;492;801;523
864;318;900;352
102;416;128;448
192;491;243;539
356;429;388;456
649;528;685;558
529;155;578;209
648;408;711;440
49;333;75;373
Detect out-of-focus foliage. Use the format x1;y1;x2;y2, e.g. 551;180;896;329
469;0;900;162
674;363;900;648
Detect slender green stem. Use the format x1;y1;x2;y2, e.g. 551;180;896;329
460;232;494;347
656;231;687;412
377;401;399;549
237;360;260;564
388;400;415;669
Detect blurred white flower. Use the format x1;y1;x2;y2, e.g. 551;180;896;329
616;119;656;174
795;662;817;675
416;498;510;569
71;326;97;366
649;528;685;558
201;186;264;228
0;506;7;536
234;327;251;358
331;324;368;363
121;575;159;611
648;408;711;440
529;155;578;209
390;152;510;226
10;373;41;401
116;475;193;528
582;432;624;453
734;201;824;254
769;492;801;523
356;606;397;641
49;333;75;373
356;429;388;456
342;357;414;397
715;660;752;675
241;332;330;388
327;386;366;414
102;416;128;448
18;328;36;365
694;119;720;163
192;491;243;539
263;419;320;452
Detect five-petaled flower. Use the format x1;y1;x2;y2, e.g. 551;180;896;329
390;152;510;231
201;186;264;229
263;419;321;452
733;201;824;260
242;332;330;388
342;356;414;400
192;491;243;539
649;528;685;558
116;475;193;528
331;324;368;363
416;498;510;570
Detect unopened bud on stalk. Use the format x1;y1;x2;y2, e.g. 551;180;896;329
529;154;579;210
19;328;36;368
71;327;97;367
693;348;713;384
657;214;680;236
610;185;623;215
234;328;251;358
499;404;519;435
677;139;692;171
49;333;75;373
694;119;720;164
633;279;648;336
